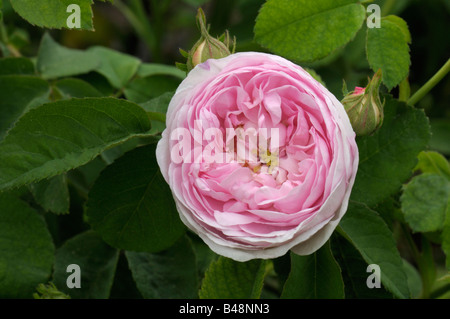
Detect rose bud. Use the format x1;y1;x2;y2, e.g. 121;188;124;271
179;8;235;72
342;69;384;136
157;52;359;262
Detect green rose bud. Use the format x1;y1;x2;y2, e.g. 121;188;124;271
342;69;384;136
177;8;235;73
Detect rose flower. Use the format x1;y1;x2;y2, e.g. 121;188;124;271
157;52;358;261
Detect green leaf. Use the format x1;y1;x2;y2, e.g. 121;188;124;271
100;138;141;165
9;0;95;30
331;234;393;299
199;257;267;299
8;28;30;52
254;0;366;62
54;78;103;99
140;91;174;119
109;253;142;299
190;236;218;278
33;282;71;299
430;273;450;299
415;151;450;179
86;143;186;252
0;193;54;298
137;63;186;80
175;62;188;73
0;75;50;141
67;157;107;193
124;75;181;104
77;72;116;96
402;259;422;299
125;235;198;299
29;174;70;215
87;46;141;89
366;15;411;90
350;95;430;207
384;15;411;43
281;241;344;299
401;174;450;233
52;230;119;299
338;201;410;299
443;200;450;270
140;91;173;134
37;33;100;80
0;57;35;75
0;97;152;191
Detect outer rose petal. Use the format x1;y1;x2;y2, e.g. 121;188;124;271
156;52;359;262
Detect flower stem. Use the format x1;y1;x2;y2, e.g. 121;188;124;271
417;236;436;299
398;77;410;102
408;58;450;106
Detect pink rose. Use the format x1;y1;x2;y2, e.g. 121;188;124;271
156;52;358;261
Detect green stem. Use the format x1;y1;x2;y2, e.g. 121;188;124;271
0;18;8;56
149;0;172;63
115;0;159;60
417;237;436;299
6;44;21;57
130;0;157;49
430;281;450;299
408;58;450;106
0;21;21;57
0;19;7;44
